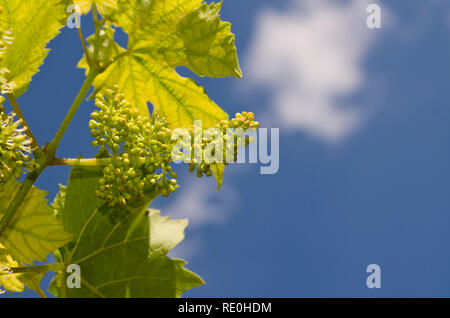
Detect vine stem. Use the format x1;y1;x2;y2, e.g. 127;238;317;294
0;263;65;275
0;66;100;239
92;4;101;65
6;93;39;151
76;20;92;67
100;50;129;72
50;157;111;167
50;155;149;167
0;171;40;237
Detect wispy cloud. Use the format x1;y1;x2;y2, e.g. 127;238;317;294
245;0;392;142
164;179;239;227
163;177;239;259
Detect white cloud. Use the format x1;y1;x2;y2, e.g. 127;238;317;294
163;178;239;259
245;0;391;142
164;179;239;227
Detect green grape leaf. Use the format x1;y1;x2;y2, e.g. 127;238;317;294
176;1;242;78
51;185;67;216
77;25;125;75
81;0;241;128
0;181;73;264
89;53;230;128
0;244;45;297
211;163;225;191
73;0;118;15
51;166;203;298
86;25;124;65
0;0;68;96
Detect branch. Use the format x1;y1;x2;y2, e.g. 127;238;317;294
50;157;111;167
92;3;102;66
6;93;39;151
77;21;92;67
1;14;126;241
0;263;65;275
0;67;100;239
0;170;40;237
100;50;129;72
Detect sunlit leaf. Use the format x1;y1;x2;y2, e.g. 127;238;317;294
211;163;225;191
0;0;68;96
80;0;241;128
0;181;73;264
0;244;45;297
73;0;118;15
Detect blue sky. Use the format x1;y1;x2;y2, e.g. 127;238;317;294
4;0;450;297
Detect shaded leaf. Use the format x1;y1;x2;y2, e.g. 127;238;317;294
51;166;203;298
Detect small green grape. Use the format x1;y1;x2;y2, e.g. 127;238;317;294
186;111;259;178
90;86;179;207
90;86;259;206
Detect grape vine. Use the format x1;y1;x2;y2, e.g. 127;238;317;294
0;0;256;298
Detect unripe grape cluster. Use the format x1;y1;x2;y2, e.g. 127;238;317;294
185;112;260;178
90;87;259;206
0;97;34;183
90;87;179;207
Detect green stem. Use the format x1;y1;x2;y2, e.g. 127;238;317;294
0;170;40;237
77;21;92;67
0;67;100;239
1;263;65;275
92;4;101;65
6;93;39;151
50;157;111;167
45;66;100;164
100;50;129;72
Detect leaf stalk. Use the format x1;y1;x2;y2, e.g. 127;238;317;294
6;93;40;151
50;157;111;167
0;66;100;239
0;263;65;275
